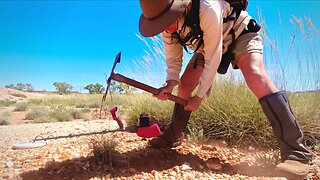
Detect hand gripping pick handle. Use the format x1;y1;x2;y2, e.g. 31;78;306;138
104;52;188;106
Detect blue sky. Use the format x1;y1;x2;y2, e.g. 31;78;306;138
0;1;319;92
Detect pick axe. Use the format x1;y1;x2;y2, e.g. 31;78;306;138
102;52;188;106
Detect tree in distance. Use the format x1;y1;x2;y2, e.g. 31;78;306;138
53;82;73;94
84;83;105;94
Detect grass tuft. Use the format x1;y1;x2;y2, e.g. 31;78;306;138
13;102;28;111
11;93;27;98
0;111;11;126
49;105;73;122
25;107;50;120
0;100;16;107
89;136;118;166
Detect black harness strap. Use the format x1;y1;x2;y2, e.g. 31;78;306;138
170;0;256;74
171;0;203;55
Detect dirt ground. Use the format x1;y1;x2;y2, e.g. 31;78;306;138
0;88;319;180
1;120;319;180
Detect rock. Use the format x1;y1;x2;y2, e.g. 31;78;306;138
181;163;192;171
231;148;239;153
120;169;127;174
45;160;60;171
201;145;218;151
6;159;14;169
129;168;136;173
206;158;222;171
314;159;320;167
169;170;177;176
104;174;111;179
173;166;180;174
207;162;222;171
112;153;129;168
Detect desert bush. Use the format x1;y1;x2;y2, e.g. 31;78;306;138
0;100;17;107
25;107;50;120
27;99;43;105
0;111;11;125
191;81;275;147
125;93;173;127
11;93;27;98
70;109;86;119
87;102;101;109
13;102;28;111
81;108;91;113
49;105;73;122
32;116;55;123
289;92;320;133
89;135;118;166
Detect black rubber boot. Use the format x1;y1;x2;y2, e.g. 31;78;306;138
259;91;312;179
149;103;191;148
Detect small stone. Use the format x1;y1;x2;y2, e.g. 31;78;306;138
231;148;239;153
120;169;127;174
45;160;60;171
181;163;192;171
6;160;14;169
173;166;180;174
169;170;177;176
207;162;222;171
105;174;111;179
206;158;222;171
201;145;217;151
248;146;255;151
129;168;136;173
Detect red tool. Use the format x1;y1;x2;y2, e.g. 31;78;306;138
137;124;162;138
110;106;124;130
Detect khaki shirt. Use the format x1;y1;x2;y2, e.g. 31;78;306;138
161;0;251;98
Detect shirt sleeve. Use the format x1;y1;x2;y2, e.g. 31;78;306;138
161;32;183;83
196;3;223;98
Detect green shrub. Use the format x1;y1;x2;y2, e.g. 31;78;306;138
0;112;11;125
190;81;276;147
87;102;100;108
11;93;27;98
89;136;118;165
289;92;320;135
81;108;91;113
33;116;55;123
13;102;28;111
71;109;86;119
125;93;173;127
75;103;86;108
27;99;43;105
26;107;49;120
0;100;16;107
49;106;73;122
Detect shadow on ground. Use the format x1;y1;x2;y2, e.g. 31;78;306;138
20;145;277;180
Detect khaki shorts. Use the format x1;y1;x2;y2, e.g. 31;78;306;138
232;32;264;68
189;32;263;69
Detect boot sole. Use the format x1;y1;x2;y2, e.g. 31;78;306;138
275;168;308;180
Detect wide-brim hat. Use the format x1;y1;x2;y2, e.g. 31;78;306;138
139;0;191;37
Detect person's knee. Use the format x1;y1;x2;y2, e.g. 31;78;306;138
243;64;268;85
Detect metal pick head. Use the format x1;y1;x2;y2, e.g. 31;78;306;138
109;52;121;81
102;52;122;102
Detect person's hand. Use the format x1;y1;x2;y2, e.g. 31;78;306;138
153;80;178;100
185;95;203;111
